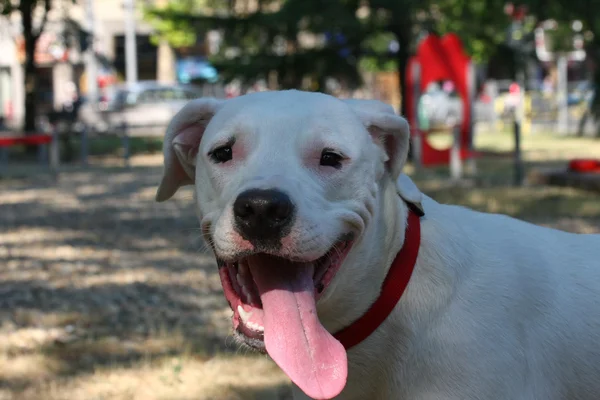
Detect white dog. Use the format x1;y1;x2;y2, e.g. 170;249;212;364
156;90;600;400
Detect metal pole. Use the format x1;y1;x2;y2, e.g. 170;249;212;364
37;141;48;164
513;119;523;186
50;127;60;171
80;126;89;166
0;147;8;170
557;54;569;135
513;63;525;187
85;0;98;108
450;124;463;181
516;69;526;129
124;0;138;85
121;122;130;167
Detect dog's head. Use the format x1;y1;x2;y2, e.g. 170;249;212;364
156;90;413;399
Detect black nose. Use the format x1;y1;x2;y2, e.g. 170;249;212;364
233;189;294;242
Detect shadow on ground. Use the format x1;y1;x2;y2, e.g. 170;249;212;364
0;162;294;399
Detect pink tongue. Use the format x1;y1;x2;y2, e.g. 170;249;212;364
247;256;347;400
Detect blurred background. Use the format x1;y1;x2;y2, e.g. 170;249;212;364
0;0;599;399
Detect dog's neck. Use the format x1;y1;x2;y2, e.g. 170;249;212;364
318;175;409;334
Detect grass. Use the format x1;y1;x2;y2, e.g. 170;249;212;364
414;130;600;232
0;131;598;400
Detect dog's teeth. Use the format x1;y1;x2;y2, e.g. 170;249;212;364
238;305;264;332
247;321;264;332
237;305;252;322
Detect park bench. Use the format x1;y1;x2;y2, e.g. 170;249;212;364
0;131;59;175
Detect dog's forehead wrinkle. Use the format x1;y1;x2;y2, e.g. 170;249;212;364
217;90;358;127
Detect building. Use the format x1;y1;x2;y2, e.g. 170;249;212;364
0;0;212;129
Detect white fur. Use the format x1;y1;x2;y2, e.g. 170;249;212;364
156;90;600;400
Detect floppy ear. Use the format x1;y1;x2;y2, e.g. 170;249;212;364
343;99;410;179
155;97;224;202
344;99;424;214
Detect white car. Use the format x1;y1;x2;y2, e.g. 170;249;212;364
78;81;225;137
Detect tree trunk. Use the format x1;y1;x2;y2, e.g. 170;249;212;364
393;23;413;160
21;1;38;134
23;40;37;133
396;43;411;118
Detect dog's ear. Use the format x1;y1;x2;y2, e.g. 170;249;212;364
343;99;410;180
344;99;423;214
396;174;424;216
155;97;224;202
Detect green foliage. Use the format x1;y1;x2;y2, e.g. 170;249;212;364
145;0;371;89
143;1;210;48
430;0;511;63
359;32;398;72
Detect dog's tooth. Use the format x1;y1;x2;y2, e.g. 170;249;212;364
237;305;253;323
237;305;264;332
247;321;265;332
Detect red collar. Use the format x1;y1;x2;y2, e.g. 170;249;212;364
333;206;422;350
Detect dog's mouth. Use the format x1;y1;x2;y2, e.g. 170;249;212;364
217;236;354;399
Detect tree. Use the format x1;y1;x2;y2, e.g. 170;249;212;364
432;0;513;63
0;0;64;132
145;0;517;118
146;0;367;91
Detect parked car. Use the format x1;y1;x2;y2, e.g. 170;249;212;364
77;81;224;137
75;95;109;134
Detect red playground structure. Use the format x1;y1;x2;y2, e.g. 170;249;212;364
405;33;479;167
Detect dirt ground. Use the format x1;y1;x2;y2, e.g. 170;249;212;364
0;156;292;400
0;133;599;400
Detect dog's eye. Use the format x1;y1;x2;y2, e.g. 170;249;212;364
320;149;343;169
209;145;233;163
